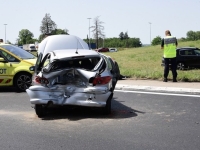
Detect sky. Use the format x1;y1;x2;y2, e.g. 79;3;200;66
1;0;200;45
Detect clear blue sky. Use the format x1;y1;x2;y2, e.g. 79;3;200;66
1;0;200;44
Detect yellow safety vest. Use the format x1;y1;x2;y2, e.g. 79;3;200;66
163;36;176;58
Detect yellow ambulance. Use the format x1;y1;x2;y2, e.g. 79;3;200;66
0;43;37;91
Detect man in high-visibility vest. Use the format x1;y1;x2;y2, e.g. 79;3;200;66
161;30;178;82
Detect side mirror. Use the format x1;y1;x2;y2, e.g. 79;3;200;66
0;57;7;63
29;66;35;71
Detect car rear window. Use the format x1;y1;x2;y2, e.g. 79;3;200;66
45;57;101;72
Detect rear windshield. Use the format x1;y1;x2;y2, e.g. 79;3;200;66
43;57;101;72
0;45;36;59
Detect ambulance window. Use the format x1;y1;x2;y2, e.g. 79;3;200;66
1;51;18;62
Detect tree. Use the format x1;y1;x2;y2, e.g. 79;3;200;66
6;40;12;44
119;32;124;40
90;16;105;48
124;32;129;39
195;31;200;40
51;28;69;35
151;36;162;46
17;29;34;45
186;30;196;41
40;13;57;35
38;28;69;42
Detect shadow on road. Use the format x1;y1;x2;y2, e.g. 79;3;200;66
38;96;145;121
0;87;21;93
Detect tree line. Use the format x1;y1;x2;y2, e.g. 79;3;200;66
16;13;68;45
14;14;142;48
151;30;200;46
15;13;197;48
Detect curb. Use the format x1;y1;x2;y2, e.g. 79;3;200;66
115;84;200;94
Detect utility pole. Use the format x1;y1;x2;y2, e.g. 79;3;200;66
149;22;152;44
87;18;91;49
4;24;7;43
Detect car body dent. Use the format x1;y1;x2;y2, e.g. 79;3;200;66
26;55;113;107
27;84;111;107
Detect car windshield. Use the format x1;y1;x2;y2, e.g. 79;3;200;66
0;45;36;59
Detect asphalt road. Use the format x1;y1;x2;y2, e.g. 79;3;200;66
0;88;200;150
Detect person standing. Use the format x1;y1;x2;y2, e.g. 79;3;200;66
161;30;178;82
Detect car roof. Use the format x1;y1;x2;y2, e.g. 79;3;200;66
38;35;89;57
177;47;199;50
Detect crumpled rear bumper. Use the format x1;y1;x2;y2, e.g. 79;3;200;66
26;85;111;107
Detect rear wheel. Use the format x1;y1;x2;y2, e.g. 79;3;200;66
14;73;32;92
177;62;185;70
35;104;45;118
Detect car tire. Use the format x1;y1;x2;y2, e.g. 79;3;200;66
103;93;113;115
35;104;45;118
14;72;32;92
111;78;117;92
177;62;185;70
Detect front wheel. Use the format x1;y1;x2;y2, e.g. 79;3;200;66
103;93;113;115
177;62;185;70
14;73;32;92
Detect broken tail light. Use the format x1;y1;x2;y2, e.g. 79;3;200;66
35;76;49;84
90;76;111;86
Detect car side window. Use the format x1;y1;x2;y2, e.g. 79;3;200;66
103;56;112;70
180;50;194;56
41;54;51;72
0;51;3;58
0;50;18;62
194;49;200;55
179;50;184;55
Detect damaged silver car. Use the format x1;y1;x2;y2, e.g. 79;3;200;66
26;35;117;117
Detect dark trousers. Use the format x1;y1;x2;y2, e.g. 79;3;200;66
164;57;177;79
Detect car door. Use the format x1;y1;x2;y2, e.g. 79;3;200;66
0;50;17;86
179;50;194;67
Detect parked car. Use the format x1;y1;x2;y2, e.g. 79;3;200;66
26;35;120;117
97;47;109;52
109;48;117;52
161;47;200;70
0;43;36;91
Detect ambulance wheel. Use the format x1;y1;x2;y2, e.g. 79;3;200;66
14;72;32;92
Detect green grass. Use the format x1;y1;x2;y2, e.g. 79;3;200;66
105;40;200;82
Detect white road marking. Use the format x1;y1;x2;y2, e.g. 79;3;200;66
114;90;200;97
